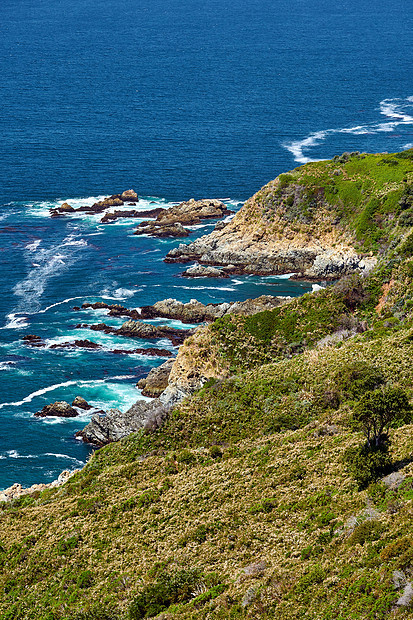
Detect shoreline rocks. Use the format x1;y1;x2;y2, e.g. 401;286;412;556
163;188;377;280
136;359;174;398
0;469;79;503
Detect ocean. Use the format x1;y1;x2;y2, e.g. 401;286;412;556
0;0;412;490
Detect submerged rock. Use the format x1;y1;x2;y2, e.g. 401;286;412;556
35;401;79;418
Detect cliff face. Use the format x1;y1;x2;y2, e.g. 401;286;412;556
166;151;413;278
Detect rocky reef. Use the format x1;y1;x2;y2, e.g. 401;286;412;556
136;359;174;397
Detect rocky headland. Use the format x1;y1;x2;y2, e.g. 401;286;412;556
164;176;377;279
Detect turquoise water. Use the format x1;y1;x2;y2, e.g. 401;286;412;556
1;0;412;488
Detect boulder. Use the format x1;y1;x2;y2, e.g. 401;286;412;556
35;401;78;418
120;189;139;202
72;396;92;410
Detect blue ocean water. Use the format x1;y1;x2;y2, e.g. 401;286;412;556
0;0;412;489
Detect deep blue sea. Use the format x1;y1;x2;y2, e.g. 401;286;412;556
1;0;412;490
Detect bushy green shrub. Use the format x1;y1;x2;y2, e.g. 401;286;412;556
209;445;222;459
348;521;383;546
128;568;201;619
344;444;392;489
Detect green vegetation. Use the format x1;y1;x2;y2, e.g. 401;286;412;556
1;150;413;619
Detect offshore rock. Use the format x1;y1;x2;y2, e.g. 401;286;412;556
137;359;174;397
72;396;92;410
100;207;163;223
120;189;138;202
182;264;229;278
35;401;79;418
83;319;194;345
134;221;190;238
156;198;231;225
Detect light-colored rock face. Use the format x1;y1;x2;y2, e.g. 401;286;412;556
165;181;377;279
156;198;230;225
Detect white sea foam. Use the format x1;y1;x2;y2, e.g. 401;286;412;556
2;313;29;330
6;450;36;459
284;96;413;163
38;296;86;314
25;239;41;252
44;453;85;465
10;233;88;316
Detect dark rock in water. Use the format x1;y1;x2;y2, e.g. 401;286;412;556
134;221;190;238
22;334;42;343
111;347;173;357
100;207;165;223
182;264;229;278
72;396;92;410
35;401;78;418
59;202;74;212
49;339;101;349
80;302;141;320
137;359;174;397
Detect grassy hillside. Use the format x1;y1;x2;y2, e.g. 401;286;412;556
1;151;413;620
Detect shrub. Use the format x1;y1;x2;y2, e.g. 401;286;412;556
209;445;222;459
353;386;411;448
348;521;383;545
344;444;392;489
335;361;384;401
128;568;201;619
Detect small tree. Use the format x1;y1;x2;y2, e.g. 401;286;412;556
353;386;411;448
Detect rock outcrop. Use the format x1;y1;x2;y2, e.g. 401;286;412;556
78;320;194;346
49;191;139;217
35;401;79;418
72;396;92;410
136;359;174;397
182;264;229;278
134;221;190;238
164;179;377;279
140;295;291;323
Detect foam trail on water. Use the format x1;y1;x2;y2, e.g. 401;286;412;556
38;296;86;314
284;96;413;164
10;233;88;318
